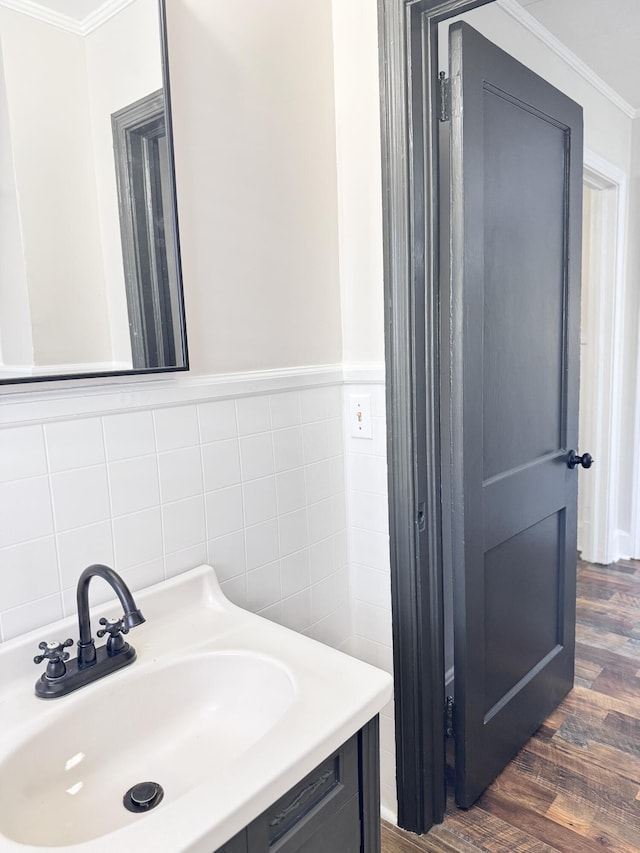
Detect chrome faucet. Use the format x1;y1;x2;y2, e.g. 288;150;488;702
33;564;145;699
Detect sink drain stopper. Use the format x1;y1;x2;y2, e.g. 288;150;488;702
123;781;164;813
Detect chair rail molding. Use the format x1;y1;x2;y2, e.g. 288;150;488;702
0;365;345;428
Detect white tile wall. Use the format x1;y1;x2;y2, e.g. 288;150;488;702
0;384;350;653
343;382;396;819
0;373;397;818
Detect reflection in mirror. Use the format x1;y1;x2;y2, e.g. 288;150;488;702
0;0;187;384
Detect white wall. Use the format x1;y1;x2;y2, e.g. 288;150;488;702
330;1;396;816
331;0;385;366
0;41;33;371
0;8;112;366
625;118;640;557
165;0;343;375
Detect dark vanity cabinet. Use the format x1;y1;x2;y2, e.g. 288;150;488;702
214;718;380;853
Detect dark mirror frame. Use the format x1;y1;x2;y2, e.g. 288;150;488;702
0;0;188;386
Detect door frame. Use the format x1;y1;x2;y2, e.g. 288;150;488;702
378;0;495;833
634;357;640;558
580;151;627;565
112;90;178;370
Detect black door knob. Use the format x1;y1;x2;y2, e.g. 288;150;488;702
567;450;593;469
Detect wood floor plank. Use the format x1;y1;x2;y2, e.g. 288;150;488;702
544;792;640;853
442;807;559;853
477;762;557;816
556;681;640;721
573;582;615;602
382;558;640;853
579;566;640;591
575;624;640;660
609;591;640;610
513;741;640;832
573;657;603;687
382;820;484;852
555;710;640;762
614;564;640;571
478;785;615;853
602;709;640;755
561;739;640;789
576;597;640;635
525;732;640;796
590;663;640;704
576;641;640;675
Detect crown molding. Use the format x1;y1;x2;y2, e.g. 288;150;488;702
497;0;637;120
0;0;137;36
0;0;82;33
80;0;137;35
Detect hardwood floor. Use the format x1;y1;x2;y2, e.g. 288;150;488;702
381;559;640;853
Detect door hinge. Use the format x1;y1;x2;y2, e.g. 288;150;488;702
439;72;451;122
445;696;455;738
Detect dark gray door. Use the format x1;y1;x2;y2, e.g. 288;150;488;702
446;21;584;808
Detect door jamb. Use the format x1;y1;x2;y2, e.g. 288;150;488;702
378;0;495;833
634;349;640;558
580;150;627;565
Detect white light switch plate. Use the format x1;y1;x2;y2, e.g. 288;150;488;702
349;394;372;439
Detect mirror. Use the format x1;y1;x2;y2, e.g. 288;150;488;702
0;0;187;384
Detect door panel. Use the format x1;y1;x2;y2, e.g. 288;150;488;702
484;511;563;715
447;21;583;808
483;88;568;479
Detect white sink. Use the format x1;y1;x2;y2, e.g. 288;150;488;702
0;652;294;847
0;566;392;852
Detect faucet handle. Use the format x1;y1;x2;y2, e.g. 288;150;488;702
33;639;74;679
97;617;129;656
97;616;129;638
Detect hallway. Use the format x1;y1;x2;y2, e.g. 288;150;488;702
382;559;640;852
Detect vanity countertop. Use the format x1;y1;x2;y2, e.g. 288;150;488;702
0;565;393;853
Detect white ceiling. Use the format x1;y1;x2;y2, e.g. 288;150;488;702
514;0;640;112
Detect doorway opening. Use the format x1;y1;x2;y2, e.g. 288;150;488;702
378;0;630;836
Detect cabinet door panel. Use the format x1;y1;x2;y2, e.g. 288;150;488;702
247;736;359;851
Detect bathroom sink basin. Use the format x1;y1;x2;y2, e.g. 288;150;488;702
0;565;392;852
0;652;294;847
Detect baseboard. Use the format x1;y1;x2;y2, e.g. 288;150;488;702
614;529;633;562
380;804;398;826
